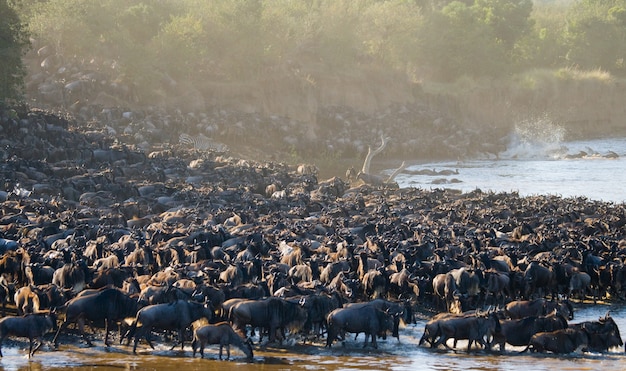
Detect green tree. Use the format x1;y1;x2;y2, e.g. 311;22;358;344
565;0;626;75
0;0;30;101
415;0;534;81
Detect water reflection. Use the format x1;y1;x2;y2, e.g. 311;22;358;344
1;304;624;371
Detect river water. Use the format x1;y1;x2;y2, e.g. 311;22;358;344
394;123;626;204
0;304;624;371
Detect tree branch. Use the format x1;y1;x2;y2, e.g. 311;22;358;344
361;134;389;175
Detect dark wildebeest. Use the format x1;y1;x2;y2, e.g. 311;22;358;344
523;262;555;299
482;269;510;307
0;275;14;316
544;299;574;321
296;292;343;340
325;304;394;349
229;297;308;344
25;263;55;286
570;312;623;353
191;322;253;360
431;311;501;352
130;299;214;353
343;299;407;341
0;313;58;358
492;311;569;352
524;328;589;353
53;287;138;347
419;312;470;348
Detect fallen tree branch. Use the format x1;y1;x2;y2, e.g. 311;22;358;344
361;134;389;175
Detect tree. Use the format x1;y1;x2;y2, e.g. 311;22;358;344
0;0;30;101
415;0;534;81
565;0;626;75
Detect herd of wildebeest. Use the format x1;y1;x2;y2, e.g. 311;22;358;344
1;106;626;360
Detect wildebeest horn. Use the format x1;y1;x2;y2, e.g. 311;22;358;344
299;297;306;306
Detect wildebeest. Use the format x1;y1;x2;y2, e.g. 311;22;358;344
492;311;569;352
0;313;58;357
325;304;394;349
192;322;253;360
524;328;589;353
14;285;41;315
431;311;501;352
296;292;343;340
569;312;623;353
0;275;14;316
419;312;469;348
504;299;547;319
130;299;214;353
432;273;458;312
52;261;90;294
229;297;308;344
523;262;556;299
343;299;407;341
568;270;592;302
53;287;138;347
482;269;510;307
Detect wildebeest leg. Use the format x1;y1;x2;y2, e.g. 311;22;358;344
53;321;68;348
218;344;223;360
133;327;155;353
169;328;185;351
370;332;378;349
0;334;4;357
435;334;453;350
226;344;231;360
104;319;111;346
77;317;93;347
30;336;44;358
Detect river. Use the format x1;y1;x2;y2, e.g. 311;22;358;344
393;125;626;204
0;304;623;371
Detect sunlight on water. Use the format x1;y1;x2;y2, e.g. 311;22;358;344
396;136;626;203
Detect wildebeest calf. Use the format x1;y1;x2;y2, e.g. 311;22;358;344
192;322;253;360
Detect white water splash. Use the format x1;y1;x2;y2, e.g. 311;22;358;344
500;115;568;160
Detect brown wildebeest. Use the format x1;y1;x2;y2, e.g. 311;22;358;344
0;312;57;358
504;299;547;319
14;285;41;315
192;322;253;360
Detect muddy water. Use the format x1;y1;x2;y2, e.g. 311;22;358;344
1;304;625;371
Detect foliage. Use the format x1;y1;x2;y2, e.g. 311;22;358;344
564;0;626;75
12;0;626;93
0;0;31;101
